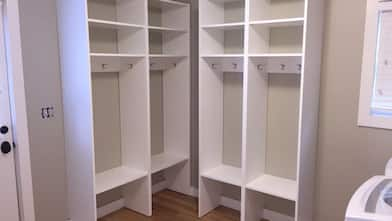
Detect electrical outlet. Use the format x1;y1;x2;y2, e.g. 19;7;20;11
41;106;54;119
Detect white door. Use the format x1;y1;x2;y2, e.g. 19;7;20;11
0;1;20;220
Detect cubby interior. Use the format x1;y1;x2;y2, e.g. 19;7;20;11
244;59;299;204
149;59;190;179
249;24;303;54
245;189;295;221
249;0;305;21
199;59;244;186
88;0;146;25
148;0;188;29
200;28;244;55
92;72;122;174
200;0;245;25
149;31;188;55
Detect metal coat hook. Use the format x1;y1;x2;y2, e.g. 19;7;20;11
280;64;286;71
128;64;133;69
385;59;389;66
257;64;265;71
150;63;155;68
211;63;217;69
297;64;302;71
232;63;238;70
101;64;108;70
174;63;177;67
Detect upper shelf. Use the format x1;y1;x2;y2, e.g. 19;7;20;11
246;175;297;201
88;18;144;30
201;22;245;30
250;17;305;27
149;0;188;9
149;26;187;33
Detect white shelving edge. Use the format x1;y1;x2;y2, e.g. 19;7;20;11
95;166;148;195
150;0;189;8
151;153;189;174
88;18;145;30
201;22;245;30
90;53;146;58
201;165;242;187
248;53;303;58
246;175;297;201
149;25;187;33
250;17;305;27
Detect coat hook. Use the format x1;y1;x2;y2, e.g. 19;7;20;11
128;64;133;69
174;63;177;67
211;63;217;69
150;63;155;67
280;64;286;71
101;64;108;69
257;64;265;71
297;64;302;71
232;63;237;70
385;59;389;66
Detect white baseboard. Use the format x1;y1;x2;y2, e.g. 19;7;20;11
152;180;169;194
263;209;295;221
220;196;241;211
219;196;293;221
96;187;293;221
97;198;125;218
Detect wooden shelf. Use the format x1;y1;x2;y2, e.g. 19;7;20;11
88;18;144;30
201;165;242;186
149;25;187;33
95;166;148;194
151;153;189;173
246;175;297;201
250;17;305;27
201;22;245;30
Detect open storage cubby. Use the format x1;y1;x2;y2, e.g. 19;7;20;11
149;55;191;195
199;55;245;217
200;27;244;56
88;0;146;25
243;59;300;221
249;22;303;55
249;0;305;21
199;0;324;220
58;0;190;220
200;0;245;25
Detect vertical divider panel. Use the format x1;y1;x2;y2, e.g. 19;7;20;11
241;0;250;220
56;0;97;220
296;0;324;221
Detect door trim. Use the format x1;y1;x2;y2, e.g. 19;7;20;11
4;0;35;220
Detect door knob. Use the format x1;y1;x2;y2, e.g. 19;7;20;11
1;141;11;154
0;126;9;134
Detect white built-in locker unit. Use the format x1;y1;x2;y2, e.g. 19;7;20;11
56;0;190;220
198;0;324;221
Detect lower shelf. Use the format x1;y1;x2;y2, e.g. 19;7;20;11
95;166;148;194
151;153;189;174
201;165;242;186
246;175;297;201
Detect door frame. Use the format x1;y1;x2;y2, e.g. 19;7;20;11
3;0;35;220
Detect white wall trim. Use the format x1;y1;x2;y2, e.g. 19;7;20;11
152;180;169;194
97;198;125;219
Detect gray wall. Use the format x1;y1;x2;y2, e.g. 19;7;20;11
17;0;67;220
315;0;392;220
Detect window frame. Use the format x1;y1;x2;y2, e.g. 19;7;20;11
358;1;392;129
